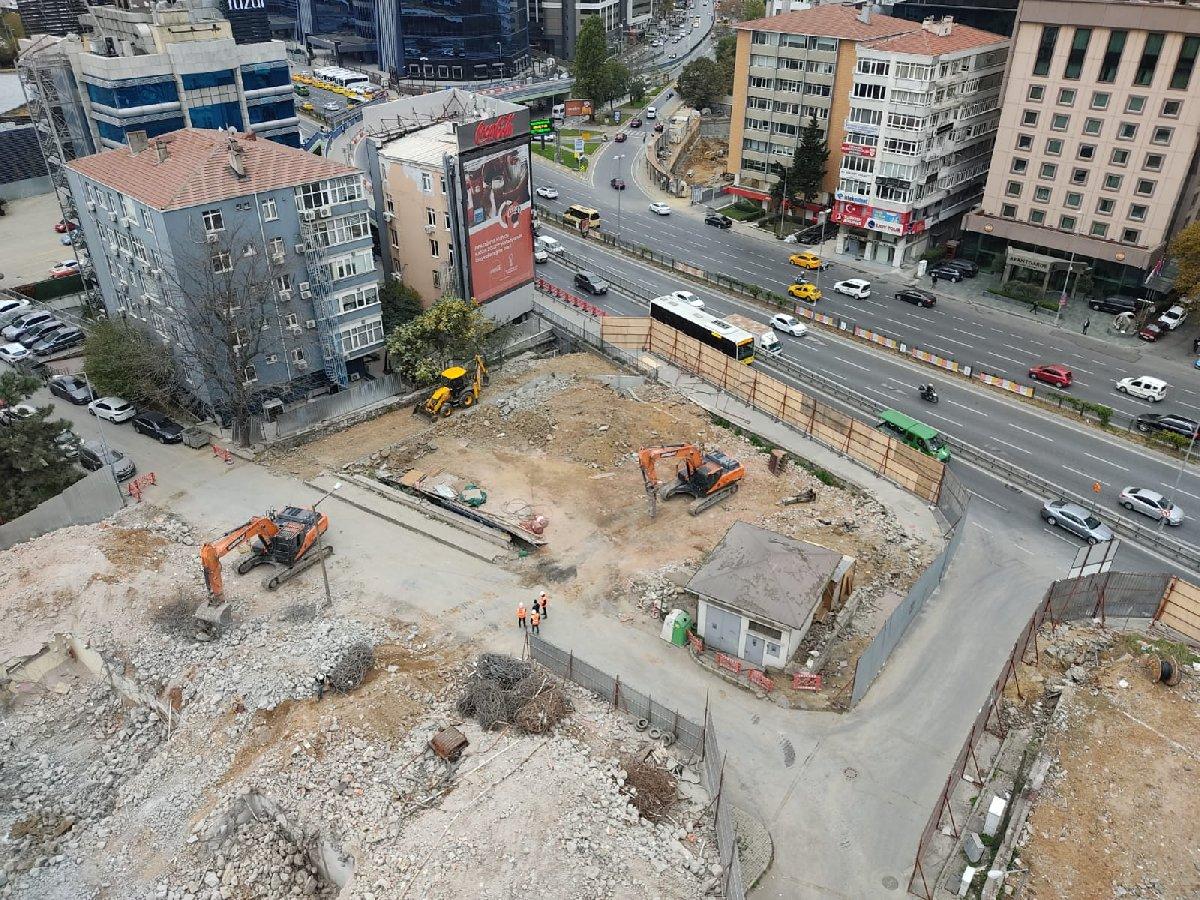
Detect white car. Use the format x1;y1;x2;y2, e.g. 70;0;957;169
1118;486;1184;525
322;101;340;112
1;402;36;424
649;202;671;216
771;314;808;337
535;186;560;200
0;297;29;324
669;52;678;59
646;106;657;120
533;248;549;264
1115;375;1168;402
833;279;872;299
88;396;136;423
1158;305;1188;330
535;235;564;255
0;342;30;363
672;290;704;308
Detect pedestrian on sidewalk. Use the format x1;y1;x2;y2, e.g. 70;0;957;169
1082;317;1091;335
1029;300;1038;314
530;609;541;634
538;591;549;618
931;273;939;287
517;602;527;629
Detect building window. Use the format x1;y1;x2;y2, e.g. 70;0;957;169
432;269;441;290
1171;36;1200;90
1111;148;1130;166
274;273;290;293
439;175;447;194
1029;209;1046;225
1012;157;1030;173
1082;118;1102;136
1125;95;1146;114
1144;153;1164;171
141;209;154;232
1135;179;1156;196
1134;32;1164;86
429;238;439;257
1098;30;1127;83
1016;134;1033;151
282;313;298;328
1103;174;1123;191
1070;168;1089;185
1096;198;1115;215
1039;139;1060;157
243;364;257;383
262;198;277;221
1001;203;1018;218
211;251;232;273
1039;163;1058;179
1057;88;1076;105
1060;215;1077;231
1076;144;1094;161
269;236;285;259
1050;113;1070;131
202;208;224;232
290;348;305;364
339;317;385;355
1065;192;1082;209
1090;91;1110;110
1027;84;1045;101
420;172;432;193
426;207;436;227
1128;204;1147;221
1117;122;1138;141
1064;28;1091;79
1162;99;1182;118
1034;186;1052;203
336;284;380;313
1122;228;1141;244
1005;180;1022;197
1033;25;1059;77
1090;221;1109;238
1021;109;1039;127
1151;127;1173;145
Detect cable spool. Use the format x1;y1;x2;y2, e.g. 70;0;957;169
1149;655;1183;686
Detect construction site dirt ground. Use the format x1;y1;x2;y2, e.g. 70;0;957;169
674;137;729;188
270;352;936;690
1011;627;1200;899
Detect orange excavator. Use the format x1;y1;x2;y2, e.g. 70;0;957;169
638;443;745;518
194;505;332;634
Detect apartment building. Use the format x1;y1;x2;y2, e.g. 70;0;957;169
833;17;1007;265
65;129;384;410
963;0;1200;297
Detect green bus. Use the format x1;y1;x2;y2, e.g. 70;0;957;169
876;409;950;461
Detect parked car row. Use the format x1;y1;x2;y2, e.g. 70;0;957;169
0;304;85;360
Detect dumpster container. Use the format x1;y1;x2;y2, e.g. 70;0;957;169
670;610;694;646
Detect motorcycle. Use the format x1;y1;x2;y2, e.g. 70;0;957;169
918;384;939;404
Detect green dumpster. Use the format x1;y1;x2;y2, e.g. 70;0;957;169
671;611;694;646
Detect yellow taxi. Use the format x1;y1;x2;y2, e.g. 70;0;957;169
788;282;822;302
300;101;315;112
788;251;825;270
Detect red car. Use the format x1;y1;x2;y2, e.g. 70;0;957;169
1139;322;1165;342
54;219;77;233
654;123;664;133
614;131;627;143
629;117;642;128
1028;364;1073;387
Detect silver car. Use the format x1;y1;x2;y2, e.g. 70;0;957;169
1040;499;1115;545
1118;486;1184;526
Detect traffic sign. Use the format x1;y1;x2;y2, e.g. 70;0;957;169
574;137;585;153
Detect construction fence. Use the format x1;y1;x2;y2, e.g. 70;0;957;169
0;469;124;550
526;633;745;900
907;567;1187;898
600;316;947;504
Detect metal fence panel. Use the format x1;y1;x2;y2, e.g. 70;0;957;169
1046;570;1170;621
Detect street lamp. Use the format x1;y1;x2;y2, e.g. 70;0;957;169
614;153;625;240
420;56;429;91
79;370;127;509
312;480;340;609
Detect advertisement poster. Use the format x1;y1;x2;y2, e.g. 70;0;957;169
461;142;533;303
564;98;594;118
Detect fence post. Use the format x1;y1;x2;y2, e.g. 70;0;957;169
1152;576;1176;623
568;650;574;680
613;674;620;709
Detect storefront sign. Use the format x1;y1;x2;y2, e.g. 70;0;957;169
831;201;923;236
1005;247;1057;274
834;189;870;205
840;142;877;158
456;108;530;153
866;208;903;235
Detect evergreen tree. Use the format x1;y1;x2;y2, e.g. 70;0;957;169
791;116;829;203
379;277;425;334
572;17;609;106
0;371;82;522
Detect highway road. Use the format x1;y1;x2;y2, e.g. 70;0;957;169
532;228;1200;575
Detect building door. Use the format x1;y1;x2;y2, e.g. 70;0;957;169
703;603;741;656
744;632;766;667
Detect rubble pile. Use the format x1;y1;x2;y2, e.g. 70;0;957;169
456;654;572;733
144;513;196;545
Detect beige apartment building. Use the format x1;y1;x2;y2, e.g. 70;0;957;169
963;0;1200;297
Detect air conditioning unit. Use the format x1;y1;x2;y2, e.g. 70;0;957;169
317;208;332;218
271;253;286;265
299;288;312;300
301;210;317;222
108;242;119;253
423;223;435;234
295;359;309;370
383;211;394;221
287;322;301;332
277;288;292;301
265;354;278;364
232;343;242;354
107;210;118;222
349;372;362;382
150;268;161;277
205;233;219;244
304;319;317;329
86;201;96;212
295;243;307;254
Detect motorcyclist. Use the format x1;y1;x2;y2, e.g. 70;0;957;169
919;383;938;402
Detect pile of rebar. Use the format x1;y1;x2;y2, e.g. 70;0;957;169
456;655;571;733
619;755;677;823
327;643;375;693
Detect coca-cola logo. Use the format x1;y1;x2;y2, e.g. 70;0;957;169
473;113;516;147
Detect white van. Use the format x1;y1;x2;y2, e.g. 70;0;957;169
552;103;565;121
646;106;657;120
535;235;564;255
1116;375;1168;402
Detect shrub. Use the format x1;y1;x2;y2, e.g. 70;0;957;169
919;245;947;264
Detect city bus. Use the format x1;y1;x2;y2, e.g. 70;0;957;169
650;295;755;364
312;66;374;94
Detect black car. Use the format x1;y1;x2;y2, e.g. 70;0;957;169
942;259;979;277
705;213;732;229
32;326;84;356
1135;413;1200;439
895;288;936;308
48;374;94;404
574;271;609;295
610;177;626;190
927;265;964;283
17;319;65;347
131;410;184;443
78;440;135;480
1089;295;1146;314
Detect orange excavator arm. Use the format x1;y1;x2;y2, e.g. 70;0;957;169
638;444;703;517
200;515;279;601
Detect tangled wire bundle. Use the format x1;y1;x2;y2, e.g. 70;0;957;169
327;643;375;693
456;655;572;733
619;756;678;823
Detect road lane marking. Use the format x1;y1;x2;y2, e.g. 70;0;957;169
1062;465;1101;480
1083;452;1123;469
1008;423;1052;441
944;399;986;416
830;355;870;372
1042;527;1079;547
991;437;1031;454
967;489;1009;512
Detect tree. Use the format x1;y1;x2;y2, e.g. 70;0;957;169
1169;222;1200;302
84;318;177;409
572;17;609;107
714;34;738;92
593;58;632;111
0;371;81;522
739;0;765;20
629;76;646;105
791;116;829;203
386;297;494;385
677;57;724;110
379;277;425;333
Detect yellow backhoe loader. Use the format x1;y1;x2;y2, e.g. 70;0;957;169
415;354;489;418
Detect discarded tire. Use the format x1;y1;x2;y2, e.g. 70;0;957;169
660;731;677;748
648;727;662;740
634;718;650;732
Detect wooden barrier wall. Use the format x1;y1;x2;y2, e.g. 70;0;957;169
1157;578;1200;643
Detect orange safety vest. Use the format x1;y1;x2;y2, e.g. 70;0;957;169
539;593;548;608
517;604;527;619
530;610;541;626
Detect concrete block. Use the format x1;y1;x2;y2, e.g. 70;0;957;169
984;796;1007;836
964;832;985;864
959;866;978;898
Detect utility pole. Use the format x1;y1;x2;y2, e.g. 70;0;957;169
311;480;341;608
615;153;625;240
1054;250;1076;328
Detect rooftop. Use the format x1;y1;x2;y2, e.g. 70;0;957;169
737;6;919;40
378;121;459;168
685;522;849;630
66;129;359;211
864;21;1008;55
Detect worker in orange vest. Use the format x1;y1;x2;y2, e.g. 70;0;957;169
530;608;541;634
538;591;549;618
517;601;527;629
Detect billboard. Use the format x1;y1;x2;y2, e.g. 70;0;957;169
831;201;924;236
564;99;593;118
460;138;533;303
